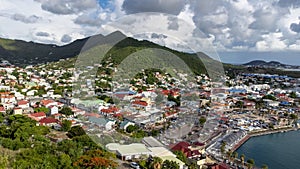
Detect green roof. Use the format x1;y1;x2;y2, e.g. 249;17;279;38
88;116;108;126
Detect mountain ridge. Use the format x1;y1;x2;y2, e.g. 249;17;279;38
243;60;287;67
0;31;222;76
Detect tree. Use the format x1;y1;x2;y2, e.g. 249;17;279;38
0;112;4;123
199;117;206;126
220;141;226;154
61;120;72;132
58;153;72;169
188;162;198;169
261;164;268;169
236;100;244;108
67;126;86;138
150;157;162;169
240;154;245;166
54;89;63;95
139;160;148;169
0;155;8;169
167;94;180;106
126;125;138;133
290;91;297;98
290;114;298;120
268;123;274;129
150;129;159;137
174;151;187;164
255;100;264;109
247;159;255;169
60;107;74;117
232;152;238;162
162;160;179;169
73;150;118;169
34;106;49;113
262;95;276;101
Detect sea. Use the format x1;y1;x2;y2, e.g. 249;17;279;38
236;130;300;169
218;51;300;66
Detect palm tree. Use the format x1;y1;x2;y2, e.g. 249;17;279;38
261;164;268;169
240;154;245;166
150;157;163;169
247;159;255;169
226;150;233;161
220;141;226;154
232;152;238;163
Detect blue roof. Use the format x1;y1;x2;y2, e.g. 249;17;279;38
280;101;290;105
114;90;137;95
228;88;247;93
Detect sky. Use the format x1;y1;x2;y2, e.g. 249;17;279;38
1;0;300;65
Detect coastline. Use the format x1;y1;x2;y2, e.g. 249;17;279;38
232;126;299;152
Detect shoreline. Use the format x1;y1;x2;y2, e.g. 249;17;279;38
232;127;299;151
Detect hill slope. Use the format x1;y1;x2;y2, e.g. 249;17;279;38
0;32;223;75
243;60;286;67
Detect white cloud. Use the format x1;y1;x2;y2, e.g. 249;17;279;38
37;0;98;15
255;32;287;51
0;0;300;53
122;0;185;15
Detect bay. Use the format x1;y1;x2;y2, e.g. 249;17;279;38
236;130;300;169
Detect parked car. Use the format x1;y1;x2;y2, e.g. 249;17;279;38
130;162;140;169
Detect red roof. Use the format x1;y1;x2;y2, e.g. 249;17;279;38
220;117;229;122
101;106;119;114
41;99;54;106
162;90;170;95
17;100;28;105
31;112;46;117
165;111;176;117
170;141;202;158
132;100;148;107
277;93;286;97
191;150;201;156
193;142;205;147
170;141;190;154
39;117;58;124
113;113;123;117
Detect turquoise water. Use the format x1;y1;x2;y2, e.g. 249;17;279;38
236;130;300;169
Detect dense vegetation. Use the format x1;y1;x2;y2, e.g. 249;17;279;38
138;156;179;169
0;113;117;169
0;31;215;75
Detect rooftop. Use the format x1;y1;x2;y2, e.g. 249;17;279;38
106;143;151;156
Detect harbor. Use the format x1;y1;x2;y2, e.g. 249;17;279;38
236;129;300;169
232;126;299;151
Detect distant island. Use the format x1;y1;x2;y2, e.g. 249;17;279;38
242;60;300;72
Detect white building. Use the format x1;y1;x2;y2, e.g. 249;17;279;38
49;106;59;115
106;143;152;160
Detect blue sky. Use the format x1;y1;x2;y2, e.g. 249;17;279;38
98;0;111;9
0;0;300;64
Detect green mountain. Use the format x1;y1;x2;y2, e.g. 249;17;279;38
0;34;104;66
0;31;224;76
3;31;299;78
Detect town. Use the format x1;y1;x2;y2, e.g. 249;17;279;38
0;58;299;169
